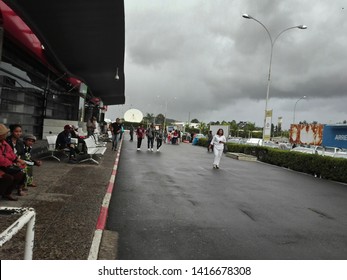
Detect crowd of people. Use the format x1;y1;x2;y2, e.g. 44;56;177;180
1;116;227;201
108;119;226;170
106;118;180;153
132;122;226;169
0;121;91;200
0;124;41;201
134;123;180;152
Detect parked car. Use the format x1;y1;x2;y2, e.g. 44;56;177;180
315;146;347;158
278;143;292;150
227;137;242;144
291;146;315;154
245;138;263;146
291;146;347;158
263;141;280;149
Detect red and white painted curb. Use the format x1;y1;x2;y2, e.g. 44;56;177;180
88;137;123;260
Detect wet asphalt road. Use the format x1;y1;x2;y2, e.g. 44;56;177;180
107;138;347;260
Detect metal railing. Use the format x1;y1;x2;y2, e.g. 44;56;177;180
0;207;36;260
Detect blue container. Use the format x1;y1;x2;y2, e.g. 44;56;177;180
322;125;347;148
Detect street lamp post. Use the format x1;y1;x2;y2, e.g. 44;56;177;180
242;14;307;141
293;95;306;124
157;96;176;129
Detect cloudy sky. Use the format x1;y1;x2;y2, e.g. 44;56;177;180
106;0;347;129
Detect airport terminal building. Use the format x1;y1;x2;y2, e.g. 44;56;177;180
0;0;125;138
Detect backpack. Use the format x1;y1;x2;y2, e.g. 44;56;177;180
147;128;153;138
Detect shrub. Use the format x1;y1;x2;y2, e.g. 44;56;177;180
198;138;209;147
195;141;347;183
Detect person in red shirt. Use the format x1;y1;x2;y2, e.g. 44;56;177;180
136;123;146;151
0;124;26;199
172;130;178;145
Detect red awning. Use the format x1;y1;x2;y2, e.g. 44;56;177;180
2;0;125;105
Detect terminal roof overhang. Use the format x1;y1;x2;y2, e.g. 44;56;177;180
4;0;125;105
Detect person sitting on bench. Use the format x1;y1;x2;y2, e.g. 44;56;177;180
0;124;26;199
56;125;78;163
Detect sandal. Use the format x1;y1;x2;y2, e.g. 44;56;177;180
27;184;37;187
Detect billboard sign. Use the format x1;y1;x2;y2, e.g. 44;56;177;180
290;124;323;145
322;125;347;148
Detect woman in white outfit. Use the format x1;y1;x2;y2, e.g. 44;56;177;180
209;128;226;169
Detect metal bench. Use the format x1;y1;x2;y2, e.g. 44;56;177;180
91;133;108;147
79;137;107;164
40;135;60;162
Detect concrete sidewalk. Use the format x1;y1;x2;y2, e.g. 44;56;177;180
0;140;118;260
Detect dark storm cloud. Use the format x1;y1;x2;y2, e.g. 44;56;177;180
106;0;347;128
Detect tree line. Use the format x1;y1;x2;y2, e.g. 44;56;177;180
136;112;346;138
139;113;289;138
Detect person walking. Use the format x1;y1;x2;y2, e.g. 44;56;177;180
110;118;122;151
136;123;146;151
87;116;97;137
163;129;167;144
129;125;134;141
210;128;226;169
146;123;155;151
172;129;178;145
207;130;213;152
155;126;164;152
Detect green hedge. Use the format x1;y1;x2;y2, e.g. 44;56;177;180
196;140;347;183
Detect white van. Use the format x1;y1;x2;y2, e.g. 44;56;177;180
245;138;263;146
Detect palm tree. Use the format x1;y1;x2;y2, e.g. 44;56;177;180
198;122;208;135
143;113;154;127
229;120;238;137
156;113;165;125
146;113;154;122
244;122;256;138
